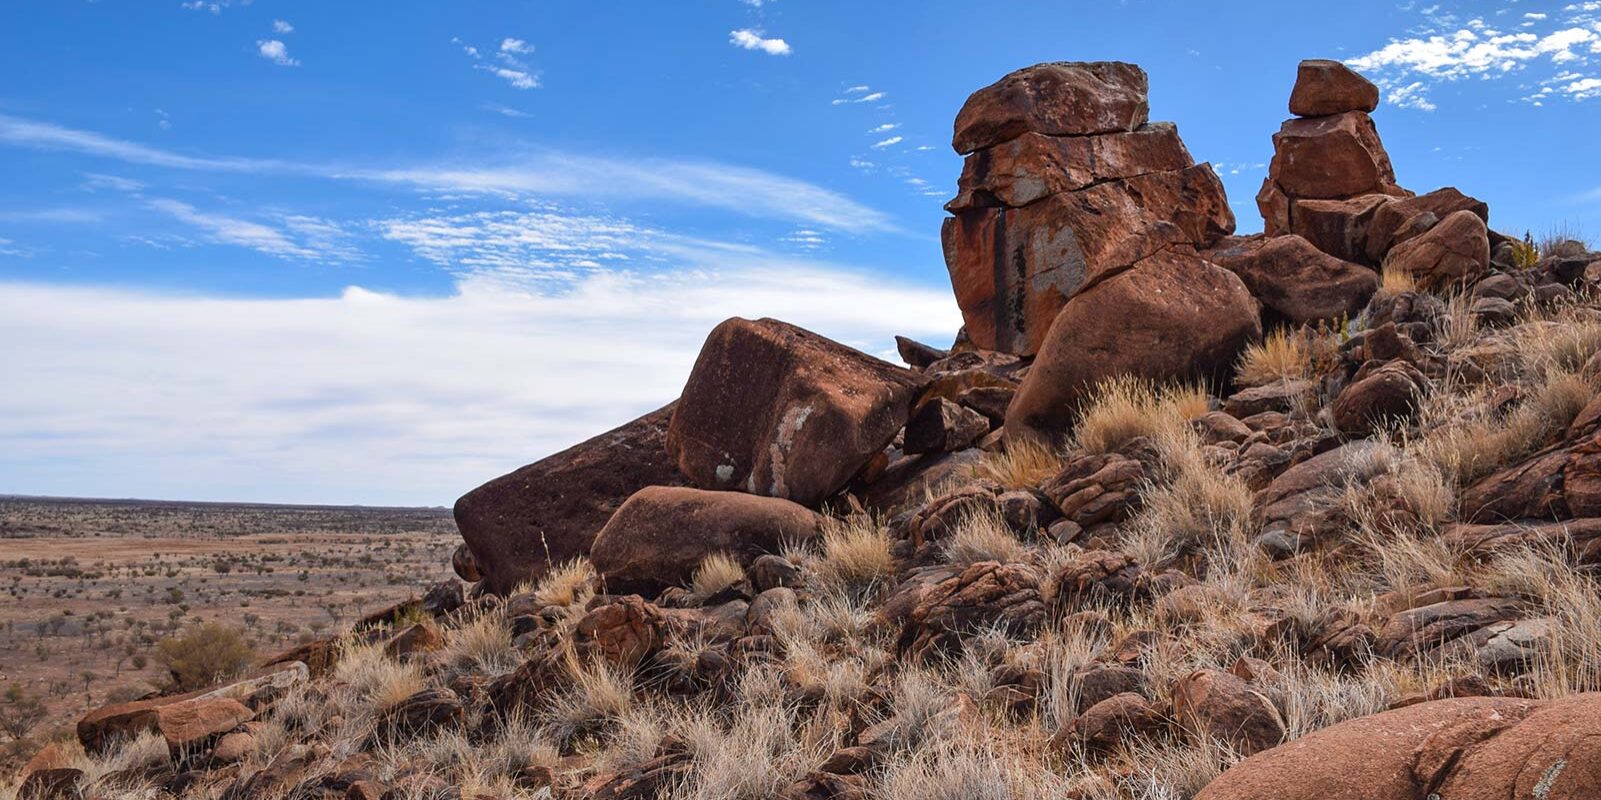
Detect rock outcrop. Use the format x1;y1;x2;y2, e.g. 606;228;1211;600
942;61;1233;356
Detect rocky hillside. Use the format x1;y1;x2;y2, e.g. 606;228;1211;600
13;59;1601;800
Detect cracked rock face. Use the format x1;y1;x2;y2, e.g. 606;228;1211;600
667;317;925;507
941;61;1233;357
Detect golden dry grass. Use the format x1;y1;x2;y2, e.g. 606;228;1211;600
1074;376;1208;455
689;552;745;599
972;437;1064;490
944;507;1026;566
809;515;896;596
1235;328;1313;387
1379;268;1420;295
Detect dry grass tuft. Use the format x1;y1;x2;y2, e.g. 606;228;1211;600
809;515;896;596
1123;425;1254;569
335;639;427;714
1380;268;1420;296
689;552;745;600
1075;376;1208;455
442;606;519;676
1236;328;1313;386
944;507;1026;566
532;557;597;609
973;437;1063;490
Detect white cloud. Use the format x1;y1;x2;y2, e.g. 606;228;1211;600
146;198;354;261
832;89;887;106
729;28;791;55
869;123;900;133
256;39;300;66
0;114;897;234
500;37;534;54
483;104;531;118
1348;14;1601;107
0;272;957;504
476;65;540;89
272;19;294;33
871;136;904;149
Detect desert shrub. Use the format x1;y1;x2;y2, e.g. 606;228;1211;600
1509;234;1539;270
1379;268;1419;296
153;622;255;692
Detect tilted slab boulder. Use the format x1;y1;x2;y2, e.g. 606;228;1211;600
589;486;824;595
1365;186;1489;263
1288;59;1379;117
951;61;1149;154
1382;208;1491;291
454;403;683;595
1206;234;1377;325
667;318;924;506
1197;694;1601;799
1287;194;1391;264
1005;249;1260;442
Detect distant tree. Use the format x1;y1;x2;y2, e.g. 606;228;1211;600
0;684;45;741
154;622;255;692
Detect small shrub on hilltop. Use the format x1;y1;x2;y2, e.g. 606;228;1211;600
153;622;255;692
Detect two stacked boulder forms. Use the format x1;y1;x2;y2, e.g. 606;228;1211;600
451;57;1497;596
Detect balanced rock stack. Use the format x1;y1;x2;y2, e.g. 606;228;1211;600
1255;60;1492;292
942;62;1239;358
940;62;1262;441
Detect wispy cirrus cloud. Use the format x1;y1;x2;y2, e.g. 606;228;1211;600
147;198;358;262
0;113;897;233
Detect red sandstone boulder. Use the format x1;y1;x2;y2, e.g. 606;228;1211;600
1288;194;1390;263
1196;694;1601;799
943;163;1233;355
79;695;253;756
1207;234;1378;325
454;403;683;595
1329;359;1428;435
1365;187;1489;263
589;486;824;595
1289;59;1379;117
951;61;1149;154
1382;209;1491;290
1263;112;1399;200
668;318;924;506
1005;250;1261;442
948;123;1193;210
1172;668;1286;756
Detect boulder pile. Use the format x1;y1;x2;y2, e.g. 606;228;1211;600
43;57;1601;800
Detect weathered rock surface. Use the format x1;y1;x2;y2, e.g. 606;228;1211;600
454;403;683;595
896;561;1046;658
942;164;1233;355
668;317;924;506
1207;233;1378;324
1288;59;1379;117
589;486;824;595
1382;208;1491;290
952;61;1150;154
1197;694;1601;800
1172;668;1286;756
948;123;1192;210
1005;249;1261;442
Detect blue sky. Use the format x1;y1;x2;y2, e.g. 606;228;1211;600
2;0;1599;505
